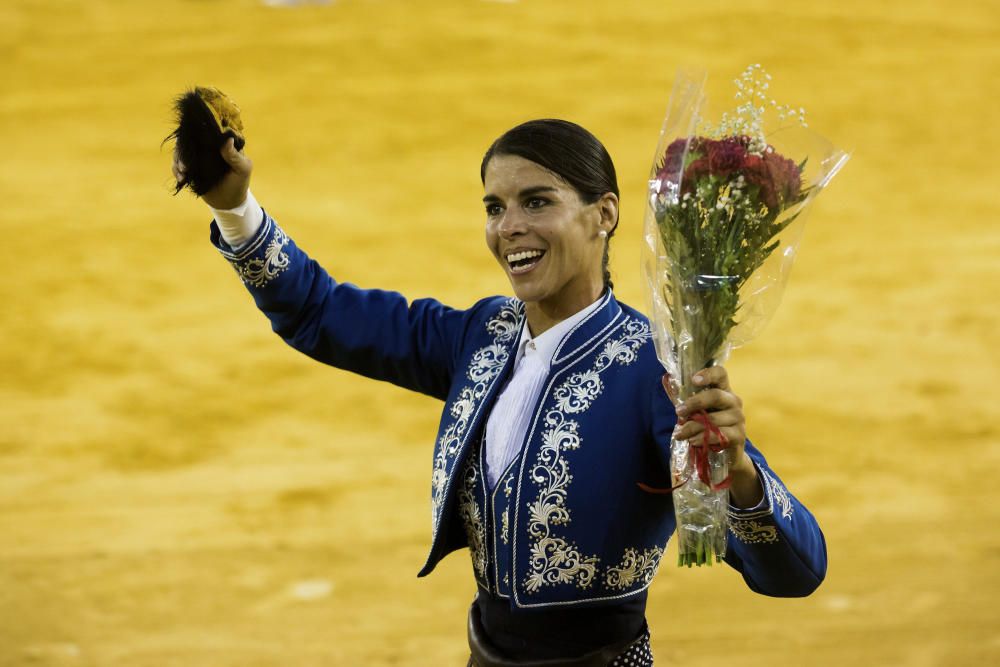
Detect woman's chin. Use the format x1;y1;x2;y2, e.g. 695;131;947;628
508;282;544;304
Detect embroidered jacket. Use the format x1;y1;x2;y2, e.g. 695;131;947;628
211;213;828;608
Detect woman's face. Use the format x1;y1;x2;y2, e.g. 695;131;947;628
483;154;614;315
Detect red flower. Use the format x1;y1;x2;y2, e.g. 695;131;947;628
658;135;801;212
706;138;747;175
741;154;779;210
739;149;801;212
763;150;802;206
679;157;711;197
656;138;695;185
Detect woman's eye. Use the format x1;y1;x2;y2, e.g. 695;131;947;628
485;204;502;217
525;198;549;210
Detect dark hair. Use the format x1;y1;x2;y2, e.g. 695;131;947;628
480;119;620;291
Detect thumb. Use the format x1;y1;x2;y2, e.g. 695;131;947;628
220;137;251;173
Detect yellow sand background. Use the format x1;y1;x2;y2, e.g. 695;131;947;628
1;0;997;665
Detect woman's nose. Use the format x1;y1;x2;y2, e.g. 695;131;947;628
498;209;528;238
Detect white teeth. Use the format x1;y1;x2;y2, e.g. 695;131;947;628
506;250;544;263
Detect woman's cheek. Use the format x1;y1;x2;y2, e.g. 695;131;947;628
484;224;499;256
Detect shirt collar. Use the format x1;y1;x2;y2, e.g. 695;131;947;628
516;294;606;368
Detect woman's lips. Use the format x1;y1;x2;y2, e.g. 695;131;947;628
507;250;546;275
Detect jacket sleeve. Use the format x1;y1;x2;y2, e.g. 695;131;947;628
723;440;828;597
210;210;470;401
648;377;827;597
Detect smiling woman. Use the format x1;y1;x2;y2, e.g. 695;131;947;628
481;121;620;337
171;117;827;666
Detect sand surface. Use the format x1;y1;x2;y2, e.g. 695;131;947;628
1;1;998;665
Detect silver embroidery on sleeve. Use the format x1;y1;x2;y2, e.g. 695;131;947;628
430;300;523;528
229;225;290;288
763;470;793;519
522;319;650;594
605;546;665;590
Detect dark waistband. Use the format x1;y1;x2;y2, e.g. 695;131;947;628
472;585;647;661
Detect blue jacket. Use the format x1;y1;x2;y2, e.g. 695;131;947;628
212;212;828;609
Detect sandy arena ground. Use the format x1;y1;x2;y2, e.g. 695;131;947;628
1;1;998;665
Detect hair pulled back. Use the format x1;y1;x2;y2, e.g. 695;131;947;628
480;119;620;292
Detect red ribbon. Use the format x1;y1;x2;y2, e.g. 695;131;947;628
689;411;732;491
637;409;732;494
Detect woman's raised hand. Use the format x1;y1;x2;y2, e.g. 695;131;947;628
172;137;253;210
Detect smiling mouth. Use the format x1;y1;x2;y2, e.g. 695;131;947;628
506;249;546;275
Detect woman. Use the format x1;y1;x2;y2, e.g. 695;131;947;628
172;119;826;666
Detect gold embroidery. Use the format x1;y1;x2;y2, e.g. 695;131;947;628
230;225;290;288
522;319;650;594
457;457;487;580
729;518;779;544
605;547;664;590
430;300;522;527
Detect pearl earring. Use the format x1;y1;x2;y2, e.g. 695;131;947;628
598;230;608;239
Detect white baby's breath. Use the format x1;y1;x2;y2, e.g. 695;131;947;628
698;65;808;155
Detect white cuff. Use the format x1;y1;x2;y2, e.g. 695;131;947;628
210;190;264;249
731;493;769;513
729;457;770;513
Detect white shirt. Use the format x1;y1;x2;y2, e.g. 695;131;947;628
210;190;264;249
483;297;604;488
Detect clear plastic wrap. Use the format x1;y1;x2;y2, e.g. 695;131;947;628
642;66;849;566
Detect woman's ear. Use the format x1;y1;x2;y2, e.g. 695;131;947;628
597;192;619;235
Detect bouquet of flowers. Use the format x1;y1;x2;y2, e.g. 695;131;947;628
642;65;849;566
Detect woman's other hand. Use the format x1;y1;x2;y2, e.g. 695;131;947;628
671;366;764;508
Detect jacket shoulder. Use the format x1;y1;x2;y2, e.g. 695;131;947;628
614;300;663;377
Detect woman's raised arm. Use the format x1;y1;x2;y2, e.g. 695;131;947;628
175;140;472;401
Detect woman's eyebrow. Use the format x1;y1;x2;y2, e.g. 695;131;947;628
482;186;558;203
519;186;558;198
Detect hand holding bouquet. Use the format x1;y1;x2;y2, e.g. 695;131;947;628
642;65;848;566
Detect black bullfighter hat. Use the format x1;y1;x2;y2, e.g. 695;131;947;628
166;86;245;196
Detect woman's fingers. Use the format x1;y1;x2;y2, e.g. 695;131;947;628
675;408;743;441
221;136;253;175
199;138;253;209
669;365;747;460
171;149;187;184
692;366;732;392
675;424;744;450
676;388;741;418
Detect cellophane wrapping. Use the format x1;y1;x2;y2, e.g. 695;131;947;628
641;66;849;566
